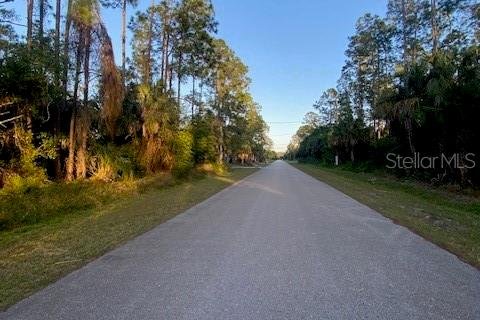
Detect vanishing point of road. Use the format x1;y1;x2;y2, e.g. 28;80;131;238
2;161;480;319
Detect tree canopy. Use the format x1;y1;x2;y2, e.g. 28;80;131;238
286;0;480;186
0;0;272;191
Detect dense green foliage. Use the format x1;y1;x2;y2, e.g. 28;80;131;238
0;0;272;198
286;0;480;186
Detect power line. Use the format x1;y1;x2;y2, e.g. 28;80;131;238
266;121;302;124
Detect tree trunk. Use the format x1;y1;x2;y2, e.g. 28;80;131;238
66;108;77;181
177;55;182;106
160;31;166;85
53;0;62;179
160;2;171;90
218;114;224;163
27;0;33;49
64;1;75;180
83;29;91;112
191;75;195;118
54;0;61;84
76;29;91;179
63;0;73;106
38;0;44;40
163;32;170;90
145;0;154;85
66;29;84;181
401;0;408;70
199;81;204;114
38;0;45;42
431;0;438;54
168;55;173;91
75;112;89;179
121;0;127;86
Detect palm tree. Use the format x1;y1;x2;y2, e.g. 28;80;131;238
66;0;123;179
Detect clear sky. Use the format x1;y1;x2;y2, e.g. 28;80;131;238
210;0;387;152
8;0;387;152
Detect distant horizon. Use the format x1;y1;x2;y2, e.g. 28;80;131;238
7;0;387;152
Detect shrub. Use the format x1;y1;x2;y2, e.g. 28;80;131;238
0;128;53;193
191;114;218;164
173;130;194;177
1;170;46;194
89;144;140;181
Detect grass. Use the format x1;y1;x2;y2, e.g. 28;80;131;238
291;162;480;268
0;168;257;310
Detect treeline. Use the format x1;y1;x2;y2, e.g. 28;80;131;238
0;0;272;191
286;0;480;186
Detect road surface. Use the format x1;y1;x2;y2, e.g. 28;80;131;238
2;161;480;319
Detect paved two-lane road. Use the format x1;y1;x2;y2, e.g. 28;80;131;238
2;161;480;319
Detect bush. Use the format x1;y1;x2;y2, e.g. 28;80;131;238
191;114;218;164
173;130;194;177
1;170;46;194
0;128;53;193
89;144;140;181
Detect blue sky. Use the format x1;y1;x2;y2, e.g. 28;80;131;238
210;0;387;151
8;0;387;151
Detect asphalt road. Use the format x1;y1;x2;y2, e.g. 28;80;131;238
2;161;480;319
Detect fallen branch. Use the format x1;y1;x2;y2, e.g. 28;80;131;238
0;115;23;128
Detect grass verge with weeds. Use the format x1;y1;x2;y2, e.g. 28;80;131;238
0;167;257;310
291;162;480;268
